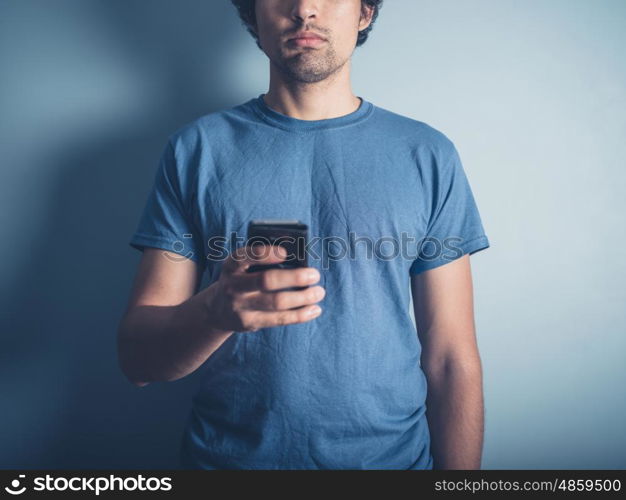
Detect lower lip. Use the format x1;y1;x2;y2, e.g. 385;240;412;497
288;37;326;47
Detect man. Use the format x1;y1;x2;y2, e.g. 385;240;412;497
117;0;490;470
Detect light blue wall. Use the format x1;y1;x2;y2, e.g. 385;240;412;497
1;0;624;469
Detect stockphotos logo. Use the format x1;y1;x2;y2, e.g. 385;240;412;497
4;475;26;495
3;474;172;496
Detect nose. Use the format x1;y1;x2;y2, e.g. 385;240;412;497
290;0;319;24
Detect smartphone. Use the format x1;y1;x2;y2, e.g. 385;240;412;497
246;220;309;290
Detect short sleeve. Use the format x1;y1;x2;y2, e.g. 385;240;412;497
409;143;490;275
129;139;205;270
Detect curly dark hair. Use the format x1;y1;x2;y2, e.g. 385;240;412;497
230;0;383;50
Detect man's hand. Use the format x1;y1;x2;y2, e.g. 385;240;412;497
204;244;325;333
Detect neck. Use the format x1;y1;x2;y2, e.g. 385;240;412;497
264;60;360;120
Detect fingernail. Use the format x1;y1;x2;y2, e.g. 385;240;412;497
307;270;319;281
308;305;322;316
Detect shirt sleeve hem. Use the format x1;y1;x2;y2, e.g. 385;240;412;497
409;234;490;276
129;233;203;265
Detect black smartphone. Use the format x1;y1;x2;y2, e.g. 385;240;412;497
245;220;309;288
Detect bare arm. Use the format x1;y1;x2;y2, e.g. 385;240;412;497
116;249;233;387
117;245;324;387
411;254;484;470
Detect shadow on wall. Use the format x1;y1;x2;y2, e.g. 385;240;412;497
0;0;246;468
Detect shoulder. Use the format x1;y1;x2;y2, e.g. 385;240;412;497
370;102;457;159
166;100;251;153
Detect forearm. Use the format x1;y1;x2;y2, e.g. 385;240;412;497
423;355;484;470
117;284;234;386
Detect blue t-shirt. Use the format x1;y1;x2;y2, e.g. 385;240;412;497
129;94;490;469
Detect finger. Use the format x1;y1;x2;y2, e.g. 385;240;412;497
226;265;321;294
240;286;325;311
221;245;250;274
223;243;287;275
241;243;290;272
225;271;265;293
254;266;321;292
249;304;323;329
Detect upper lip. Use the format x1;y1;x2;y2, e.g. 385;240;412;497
288;31;326;41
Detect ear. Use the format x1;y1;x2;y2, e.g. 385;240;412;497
358;3;375;32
